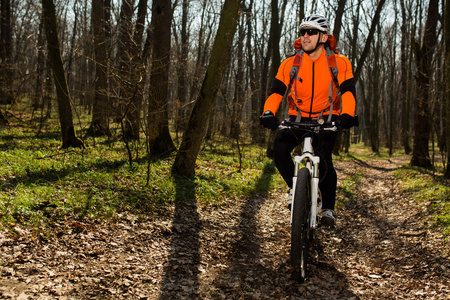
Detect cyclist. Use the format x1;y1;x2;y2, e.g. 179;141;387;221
260;14;357;227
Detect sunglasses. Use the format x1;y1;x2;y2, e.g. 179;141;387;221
300;28;321;36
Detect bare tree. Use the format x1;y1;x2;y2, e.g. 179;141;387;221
400;0;412;154
175;0;189;134
41;0;84;148
353;0;386;83
265;0;283;158
445;0;450;177
33;14;46;112
114;0;134;121
147;0;176;157
172;0;242;178
411;0;438;168
0;0;13;104
123;0;148;140
333;0;347;43
88;0;111;137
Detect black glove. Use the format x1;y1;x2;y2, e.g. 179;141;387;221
338;113;356;129
260;111;279;130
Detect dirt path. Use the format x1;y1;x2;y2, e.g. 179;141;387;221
1;156;449;299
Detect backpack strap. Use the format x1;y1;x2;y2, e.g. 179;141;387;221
283;50;304;122
325;44;340;89
324;44;342;121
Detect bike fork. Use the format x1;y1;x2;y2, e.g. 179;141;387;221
290;138;321;228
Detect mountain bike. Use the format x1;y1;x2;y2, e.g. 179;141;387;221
279;119;338;282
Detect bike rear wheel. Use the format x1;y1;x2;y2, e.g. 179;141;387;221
291;167;311;282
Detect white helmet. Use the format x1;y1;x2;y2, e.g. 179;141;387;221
300;14;330;34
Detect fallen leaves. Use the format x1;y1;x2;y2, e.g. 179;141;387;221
1;156;449;299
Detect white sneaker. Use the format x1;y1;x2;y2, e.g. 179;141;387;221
321;209;336;227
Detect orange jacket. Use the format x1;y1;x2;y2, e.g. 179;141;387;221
263;45;356;118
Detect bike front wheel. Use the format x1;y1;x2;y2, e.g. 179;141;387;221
290;167;311;282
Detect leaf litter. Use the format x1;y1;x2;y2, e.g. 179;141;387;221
1;156;449;299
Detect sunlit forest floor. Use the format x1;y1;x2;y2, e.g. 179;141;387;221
0;103;449;298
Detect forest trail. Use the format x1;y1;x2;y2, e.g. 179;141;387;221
1;156;449;299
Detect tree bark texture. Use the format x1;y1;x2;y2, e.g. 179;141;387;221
245;0;260;143
333;0;346;43
175;0;189;134
400;0;411;155
369;34;380;153
411;0;438;168
147;0;176;157
172;0;241;178
88;0;111;137
33;14;46;111
0;0;13;104
41;0;84;148
266;0;281;158
445;0;450;177
0;108;6;124
114;0;134;122
123;0;148;141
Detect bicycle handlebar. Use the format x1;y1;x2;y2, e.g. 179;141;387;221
278;120;339;131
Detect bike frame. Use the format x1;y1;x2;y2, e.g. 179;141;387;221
281;121;338;230
290;136;321;229
278;120;339;282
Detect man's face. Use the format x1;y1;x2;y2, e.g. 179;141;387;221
300;28;327;52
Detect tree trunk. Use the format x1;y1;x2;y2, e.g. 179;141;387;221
266;0;281;158
354;0;386;83
445;0;450;178
444;0;450;178
175;0;189;134
297;0;305;37
0;108;6;125
411;0;438;168
332;0;348;155
230;17;244;141
115;0;134;123
258;38;272;146
245;0;260;143
41;0;84;149
333;0;346;43
0;0;13;104
172;0;241;178
188;0;209;108
88;0;111;137
388;22;396;156
147;0;176;158
400;0;411;154
33;14;46;112
44;58;53;119
66;1;78;93
123;0;148;141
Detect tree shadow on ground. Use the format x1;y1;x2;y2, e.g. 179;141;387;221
338;196;450;279
158;177;201;299
213;161;360;298
221;162;274;274
341;155;399;172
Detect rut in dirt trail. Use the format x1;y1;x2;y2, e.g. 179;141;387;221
158;156;449;299
0;156;449;299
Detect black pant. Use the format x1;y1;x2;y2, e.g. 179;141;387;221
273;121;337;210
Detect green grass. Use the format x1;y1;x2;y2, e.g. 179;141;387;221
335;146;450;239
336;170;363;208
333;142;408;162
0;107;278;231
394;166;450;238
1;100;449;241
